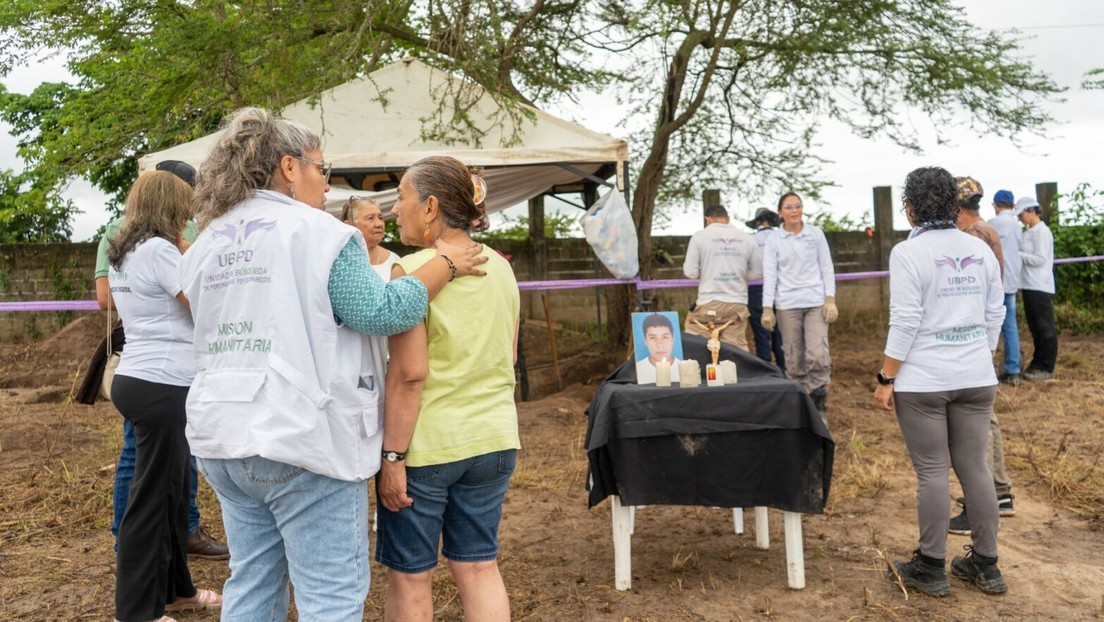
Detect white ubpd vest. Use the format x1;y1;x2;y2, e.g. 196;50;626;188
180;190;384;481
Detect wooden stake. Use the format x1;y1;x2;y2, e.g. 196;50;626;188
541;293;562;389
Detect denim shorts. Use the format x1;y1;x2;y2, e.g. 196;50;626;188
375;449;516;574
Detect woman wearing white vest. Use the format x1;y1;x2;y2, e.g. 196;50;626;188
377;156;520;622
180;107;487;621
760;191;838;418
874;166;1007;598
107;171;222;621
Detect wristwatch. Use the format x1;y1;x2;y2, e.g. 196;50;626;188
876;371;896;386
382;450;406;463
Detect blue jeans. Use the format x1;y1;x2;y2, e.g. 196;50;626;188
999;293;1021;375
376;450;516;574
747;284;786;372
198;456;370;622
113;418;200;537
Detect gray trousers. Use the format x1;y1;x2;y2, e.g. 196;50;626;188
895;386;999;560
989;411;1012;496
777;307;830;393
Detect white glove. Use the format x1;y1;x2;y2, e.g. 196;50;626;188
761;308;776;332
822;296;839;324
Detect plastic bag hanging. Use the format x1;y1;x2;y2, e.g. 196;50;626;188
580;190;639;279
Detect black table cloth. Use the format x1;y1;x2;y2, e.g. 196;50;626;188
585;334;834;513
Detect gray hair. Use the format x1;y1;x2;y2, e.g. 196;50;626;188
193;107;321;230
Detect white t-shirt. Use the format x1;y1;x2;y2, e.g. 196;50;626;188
884;229;1004;392
109;237;196;386
371;250;400;282
635;357;681;384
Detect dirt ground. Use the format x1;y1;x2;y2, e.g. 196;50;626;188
2;315;1104;621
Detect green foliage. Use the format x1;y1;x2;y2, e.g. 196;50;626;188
1052;182;1104;309
1083;68;1104;90
0;168;75;242
806;210;872;233
475;212;581;241
0;0;607;238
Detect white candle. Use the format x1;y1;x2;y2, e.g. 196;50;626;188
678;360;701;387
655;358;672;387
719;360;738;384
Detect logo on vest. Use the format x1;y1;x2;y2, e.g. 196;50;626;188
211;218;278;246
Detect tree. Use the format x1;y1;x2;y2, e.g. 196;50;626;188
0;168;75;242
1;1;1062;344
589;0;1061;344
0;0;604;211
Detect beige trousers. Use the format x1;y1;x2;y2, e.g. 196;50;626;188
777;307;831;393
684;301;751;352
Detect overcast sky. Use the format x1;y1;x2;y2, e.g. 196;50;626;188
2;0;1102;241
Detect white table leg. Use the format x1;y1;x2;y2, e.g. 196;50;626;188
611;496;633;590
783;511;805;589
733;507;744;534
754;506;770;549
629;505;636;535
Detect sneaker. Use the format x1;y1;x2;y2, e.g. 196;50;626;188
998;373;1021;386
888;550;951;597
1023;369;1054;381
955;493;1014;517
948;509;971;535
187;527;230;560
951;545;1007;594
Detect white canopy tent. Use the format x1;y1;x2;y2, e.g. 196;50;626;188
139;58;629;218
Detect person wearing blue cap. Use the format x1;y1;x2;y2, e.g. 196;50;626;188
988;190;1023;385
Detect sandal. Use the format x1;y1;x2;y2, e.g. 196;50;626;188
113;617;177;621
164;588;222;612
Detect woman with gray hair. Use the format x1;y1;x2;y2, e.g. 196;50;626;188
342;196;399;279
874;166;1007;597
180;107;487;620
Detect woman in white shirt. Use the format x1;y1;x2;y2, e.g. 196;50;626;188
760;192;838;417
342;196;400;279
107;171;221;621
873;166;1007;598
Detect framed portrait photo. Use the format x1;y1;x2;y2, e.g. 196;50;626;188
632;311;684;384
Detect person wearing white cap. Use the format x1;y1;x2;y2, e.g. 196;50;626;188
1016;196;1057;380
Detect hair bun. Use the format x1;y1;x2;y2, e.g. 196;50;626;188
472;175;488;205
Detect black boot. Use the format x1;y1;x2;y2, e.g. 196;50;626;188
888;550;951;597
951;545;1007;594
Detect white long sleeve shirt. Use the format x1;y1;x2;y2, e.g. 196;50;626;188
1020;220;1055;294
884;229;1005;392
683;223;761;305
988;211;1022;294
762;224;836;309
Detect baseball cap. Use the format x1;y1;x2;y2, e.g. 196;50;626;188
954;176;984;206
745;207;780;229
155;160;197;188
993;189;1014;205
1015;196;1040;215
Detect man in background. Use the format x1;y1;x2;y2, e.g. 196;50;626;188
1017;195;1058;381
948;181;1018;534
988;189;1024;385
682;204;761;352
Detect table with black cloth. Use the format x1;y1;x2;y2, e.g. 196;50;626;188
584;334;835;590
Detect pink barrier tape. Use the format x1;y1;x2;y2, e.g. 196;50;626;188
5;256;1103;312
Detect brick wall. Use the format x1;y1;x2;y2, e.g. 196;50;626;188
0;243;99;341
1;232;897;341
